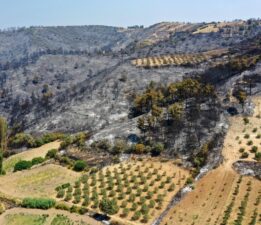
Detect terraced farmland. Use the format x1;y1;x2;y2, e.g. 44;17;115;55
132;49;227;68
55;159;190;225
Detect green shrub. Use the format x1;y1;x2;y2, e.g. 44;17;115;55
141;213;150;223
60;135;72;150
186;177;193;185
151;143;164;156
32;157;45;166
131;202;138;211
45;149;58;159
82;196;90;207
99;198;119;215
247;140;253;146
70;205;79;213
73;160;87;172
21;198;55;209
239;148;245;153
140;204;149;214
244;134;250;139
250;146;258;153
73;195;81;204
121;208;129;218
132;211;141;221
56;189;65;198
255;152;261;161
14;160;32;172
149;199;155;208
241;152;249;158
65;193;72;201
252;128;257;133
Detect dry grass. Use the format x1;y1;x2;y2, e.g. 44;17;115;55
3;141;60;173
0;164;80;199
0;208;102;225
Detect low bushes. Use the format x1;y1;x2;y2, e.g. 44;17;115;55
14;160;32;172
73;160;87;172
45;149;58;159
14;156;46;172
32;157;45;166
8;132;64;149
21;198;55;209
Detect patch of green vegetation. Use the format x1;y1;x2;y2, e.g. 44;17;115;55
73;160;87;172
8;133;64;149
21;198;56;209
50;214;89;225
4;213;48;225
14;160;32;172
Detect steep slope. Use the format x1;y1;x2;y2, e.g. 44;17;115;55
0;20;260;148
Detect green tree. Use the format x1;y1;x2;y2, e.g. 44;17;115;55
73;160;87;172
168;102;184;121
151;143;164;156
99;198;119;215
